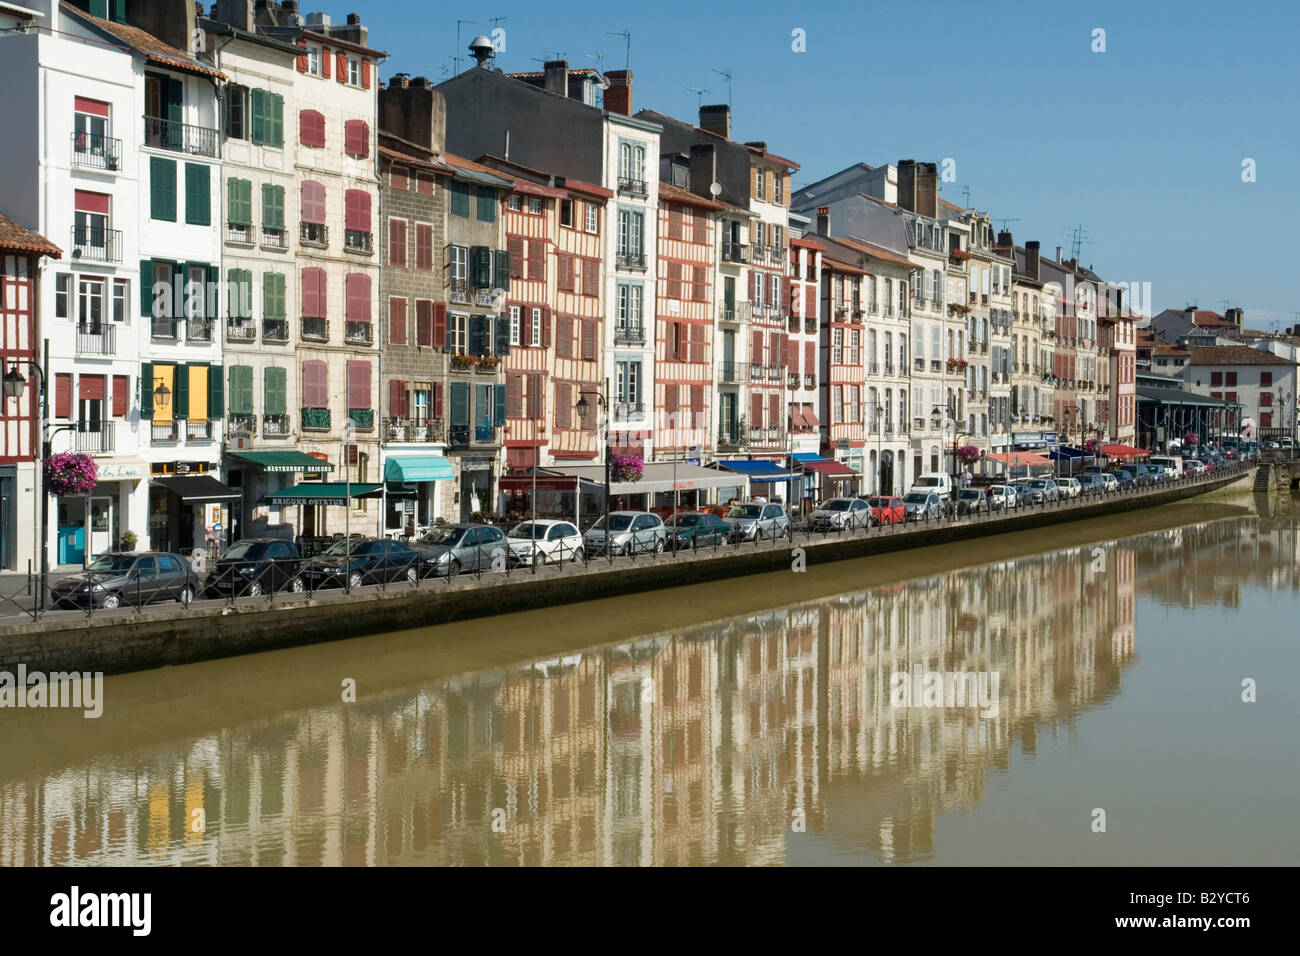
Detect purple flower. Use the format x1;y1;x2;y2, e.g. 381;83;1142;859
44;452;99;497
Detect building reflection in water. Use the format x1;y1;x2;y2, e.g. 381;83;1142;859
1;514;1293;866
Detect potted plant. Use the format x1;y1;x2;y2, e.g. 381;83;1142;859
44;452;98;498
120;530;137;552
957;445;982;464
450;353;477;371
610;453;644;484
105;153;119;171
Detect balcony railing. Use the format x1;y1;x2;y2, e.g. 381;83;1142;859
449;278;470;304
151;422;178;443
263;319;289;343
301;317;328;341
261;228;289;251
884;364;895;376
344;230;373;254
186;420;212;441
186;317;214;343
719;302;750;323
301;407;331;430
750;362;765;380
74;421;113;454
614;323;646;346
748;426;767;443
143;115;218;158
345;321;373;344
151;317;177;341
263;413;291;437
721;242;749;264
226;223;256;245
787;372;799;389
805;318;817;334
613;401;645;422
617;177;648;197
227;413;256;437
766;365;783;382
300;222;328;247
717;425;744;447
914;358;926;371
616;251;647;271
719;362;745;384
226;318;256;342
804;373;815;389
71;132;123;172
868;362;879;375
70;225;122;263
75;323;114;356
931;360;942;371
348;408;375;430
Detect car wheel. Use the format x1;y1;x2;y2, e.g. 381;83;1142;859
572;547;584;563
348;571;363;589
654;537;665;554
405;565;418;583
177;585;195;605
447;559;461;578
101;592;121;610
289;576;305;593
248;581;264;597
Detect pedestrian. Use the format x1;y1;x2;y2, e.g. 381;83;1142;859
961;468;972;489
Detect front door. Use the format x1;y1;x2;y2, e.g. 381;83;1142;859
880;450;894;496
89;495;113;556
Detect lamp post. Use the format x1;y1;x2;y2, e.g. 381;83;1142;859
874;403;884;498
931;404;961;510
4;355;48;610
576;379;610;562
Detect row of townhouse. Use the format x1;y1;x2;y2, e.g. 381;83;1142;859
0;0;1145;572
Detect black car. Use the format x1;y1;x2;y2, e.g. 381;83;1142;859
205;538;303;597
50;551;199;610
299;538;421;589
664;512;732;548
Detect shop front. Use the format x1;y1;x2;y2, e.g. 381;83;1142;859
794;453;858;503
456;457;497;522
52;457;149;566
713;459;795;506
382;453;454;537
226;450;336;543
148;469;241;558
527;463;743;524
261;482;384;555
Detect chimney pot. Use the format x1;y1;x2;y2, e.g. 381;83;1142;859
347;12;360;24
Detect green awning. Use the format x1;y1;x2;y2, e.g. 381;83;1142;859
384;455;455;482
262;483;383;507
231;451;334;473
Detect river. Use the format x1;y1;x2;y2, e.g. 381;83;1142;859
2;493;1297;866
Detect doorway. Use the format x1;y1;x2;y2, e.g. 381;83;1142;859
880;451;894;496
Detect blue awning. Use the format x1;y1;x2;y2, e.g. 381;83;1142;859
714;460;798;481
384;455;455;482
1048;446;1093;461
792;453;825;463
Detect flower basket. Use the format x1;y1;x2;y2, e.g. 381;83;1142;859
957;445;981;463
450;354;477;370
45;452;98;497
1183;432;1199;446
609;453;644;484
949;249;971;261
946;358;969;371
1084;438;1103;455
947;303;970;316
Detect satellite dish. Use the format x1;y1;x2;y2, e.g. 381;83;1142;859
709;182;722;198
491;289;507;313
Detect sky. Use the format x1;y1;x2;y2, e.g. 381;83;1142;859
362;0;1299;327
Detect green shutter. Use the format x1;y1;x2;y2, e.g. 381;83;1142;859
150;157;176;221
228;365;253;415
493;383;506;426
250;89;264;144
173;363;189;420
268;93;284;148
470;246;491;286
264;366;286;416
166;77;183;149
476;188;496;223
140;259;153;315
494;250;509;291
208;363;224;417
263;272;285;321
139;362;153;420
185;163;210;225
450;182;470;218
228;178;251;226
450;380;469;427
261;184;284;230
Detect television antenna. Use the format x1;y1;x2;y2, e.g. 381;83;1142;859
712;68;733;109
1067;223;1093;261
586;50;607;75
995;217;1020;231
608;29;631;70
684;86;710;109
961;185;971;207
453;19;474;74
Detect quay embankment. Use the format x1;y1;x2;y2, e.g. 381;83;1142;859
0;467;1256;676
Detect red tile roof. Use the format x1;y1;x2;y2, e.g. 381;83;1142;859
0;213;61;257
831;235;916;269
378;144;439;170
658;182;726;211
1186;346;1293;366
505;67;599;80
63;2;225;79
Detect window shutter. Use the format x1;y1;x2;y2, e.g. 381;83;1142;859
433;382;444;420
433;303;447;349
416;225;432;270
250;88;265;144
345;274;370;323
139;259;153;316
692;211;706;244
805;341;815;375
493;383;506;427
301;267;324;318
55;373;72;418
691;385;704;411
347;361;371;410
556;383;572;429
361;58;371;89
412;300;430;346
336;51;347;83
263;272;285;321
388;298;406;345
691;323;705;364
184;163;210;225
173;362;189;421
527;239;545;279
506;374;522;418
476;189;495;222
389;378;407;419
507;237;523;278
268;93;284;148
321;45;331;78
555;314;571;359
541;308;551;348
494;249;510;290
769;392;780;428
581;319;596;360
494;315;510;356
301;181;325;223
389;218;406;266
264;366;286;416
227;366;249;415
299;109;325;147
344;119;369;157
751;330;764;365
750;392;763;429
112;374;129;417
786;336;799;373
665;383;679;416
583;258;599;296
138;363;152;420
450;380;469;426
345;189;371;232
227;178;250;225
527;374;543;419
470;245;492;286
150;157;176;221
296;50;307;72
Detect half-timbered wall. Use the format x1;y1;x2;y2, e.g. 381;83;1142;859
0;253;36;464
654;199;714;455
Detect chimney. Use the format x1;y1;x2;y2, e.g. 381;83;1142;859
379;77;446;154
896;159;917;214
119;0;197;54
390;73;409;88
816;206;830;235
916;162;938;219
304;11;329;29
699;104;730;139
688;143;717;199
214;0;254;31
1025;241;1040;282
542;59;569;96
1055;246;1062;263
604;69;633;115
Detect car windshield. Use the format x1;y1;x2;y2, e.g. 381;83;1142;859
990;486;1007;495
321;539;368;556
220;541;262;561
727;505;763;519
914;477;940;487
1029;480;1049;488
958;490;981;500
87;554;138;574
508;523;548;540
903;493;928;504
668;514;701;527
591;515;635;531
420;528;465;546
823;500;851;511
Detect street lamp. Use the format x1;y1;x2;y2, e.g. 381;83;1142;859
4;358;49;610
153;378;171;409
576;380;610;561
874;403;884;497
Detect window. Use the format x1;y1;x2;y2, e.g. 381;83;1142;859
585;203;598;233
618;141;646;183
261;184;285;232
617;209;643;256
55;274;71;318
112;278;128;322
509;305;521;346
507;194;521;211
616;283;642;331
344;119;369;158
250;89;284;148
225;85;248;139
530;307;542;347
528;197;543;215
616;360;642;404
299;109;325;148
347;56;362;86
306;45;321;76
560;199;574;228
78;277;105;328
388;297;407;345
476;188;496;223
755;166;766;201
184;163;210;225
450;182;470;218
415;224;433;271
450;245;468;282
150;157;176;221
388;218;407;267
1261;371;1273;386
450;313;468;353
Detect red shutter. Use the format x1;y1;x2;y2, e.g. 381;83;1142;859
750;392;763;429
556;383;572;429
336;51;347;83
769;393;780;427
583;257;599;296
541;308;551;348
433;303;447;349
299;110;325;147
665;383;679;416
581;319;596;360
347;360;371;409
345;120;369;157
416;225;432;270
751;329;764;365
691;385;704;410
345;274;370;323
786;337;799;373
555;314;570;359
416;300;432;346
692;211;706;244
301;267;325;318
506;374;523;418
345;190;371;232
297;52;307;72
805;341;815;374
302;360;327;408
361;58;371;89
528;240;545;280
508;237;523;278
78;374;105;400
301;181;325;223
388;298;406;345
432;382;444;419
321;46;331;78
112;375;129;417
389;379;407;418
389;219;406;266
74;190;110;214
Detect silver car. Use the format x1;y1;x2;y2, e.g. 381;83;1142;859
414;523;509;576
987;485;1020;510
584;511;667;555
808;497;872;531
1027;478;1060;502
724;502;791;541
903;491;946;521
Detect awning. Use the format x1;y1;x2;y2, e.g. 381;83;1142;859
714;460;798;482
262;482;384;507
539;463;747;495
1048;446;1092;461
1102;443;1149;460
793;454;856;477
803;409;820;427
151;475;241;502
384;455;454;482
230;451;334;473
985;451;1052;467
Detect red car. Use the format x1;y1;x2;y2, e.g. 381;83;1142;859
867;495;906;525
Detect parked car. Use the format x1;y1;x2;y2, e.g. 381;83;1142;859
867;495;906;525
1148;455;1182;479
300;537;421;589
665;512;732;549
415;523;509;575
505;520;584;566
909;472;954;499
723;502;790;541
204;538;303;597
986;485;1020;510
1134;463;1166;484
1098;473;1120;493
1026;478;1060;502
903;491;947;521
51;551;199;610
955;488;990;515
585;511;668;555
1182;458;1207;476
808;497;873;531
1055;476;1083;499
1077;474;1107;496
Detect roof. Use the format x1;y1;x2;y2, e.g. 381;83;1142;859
472;155;613;200
0;2;41;19
658;181;726;211
1153;341;1189;356
505;67;599;79
63;2;225;80
1185;346;1294;367
378;144;440;171
635;108;799;170
820;254;866;276
442;153;514;188
0;213;60;257
299;29;387;59
1137;384;1243;408
833;234;917;269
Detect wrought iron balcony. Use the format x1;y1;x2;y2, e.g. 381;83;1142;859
613;401;645;422
617;177;647;197
261;227;289;251
226;223;256;245
263;319;289;343
186;317;214;343
348;408;374;430
227;413;256;437
301;316;328;341
721;242;749;264
263;413;291;437
614;322;646;345
186;420;212;441
301;407;331;430
449;278;470;304
300;221;328;247
71;132;123;171
70;225;121;263
719;362;745;384
804;373;815;389
75;323;114;356
143;115;218;157
344;229;373;254
74;420;113;454
345;320;373;344
151;422;178;443
616;251;647;271
226;318;256;342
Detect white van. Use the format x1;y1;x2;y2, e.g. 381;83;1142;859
909;472;953;498
1147;456;1181;479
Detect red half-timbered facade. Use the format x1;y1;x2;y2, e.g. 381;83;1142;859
654;184;722;457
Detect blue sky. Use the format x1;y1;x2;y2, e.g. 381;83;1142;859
365;0;1299;327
